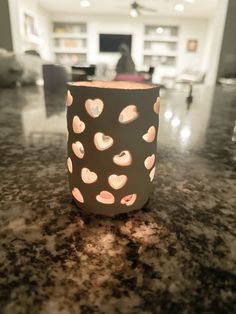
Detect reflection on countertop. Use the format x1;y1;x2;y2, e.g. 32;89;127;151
0;85;235;314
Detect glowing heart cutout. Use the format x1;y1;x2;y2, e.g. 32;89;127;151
72;187;84;203
153;96;160;114
108;174;127;190
94;132;113;151
72;115;85;134
72;141;85;159
119;105;138;124
149;167;156;182
142;126;156;143
66;90;73;106
85;98;104;118
121;194;137;206
67;157;73;173
113;150;132;166
96;191;115;204
81;168;97;184
144;154;155;170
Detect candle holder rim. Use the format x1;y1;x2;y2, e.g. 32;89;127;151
67;80;159;91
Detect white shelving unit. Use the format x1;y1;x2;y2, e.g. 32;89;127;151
143;25;179;67
143;35;178;43
54;48;87;54
52;22;88;65
52;33;87;39
143;50;178;57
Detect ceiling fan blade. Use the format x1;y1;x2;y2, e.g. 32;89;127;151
130;2;158;15
138;4;158;12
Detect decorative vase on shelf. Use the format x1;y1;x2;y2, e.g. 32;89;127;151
66;81;160;216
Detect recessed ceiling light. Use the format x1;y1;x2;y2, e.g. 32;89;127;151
80;0;90;8
130;8;138;18
175;4;185;12
185;0;195;3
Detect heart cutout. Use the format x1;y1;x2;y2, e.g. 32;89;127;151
96;191;115;204
119;105;138;124
153;96;160;114
94;132;113;151
108;174;127;190
142;126;156;143
72;141;85;159
66;90;73;106
72;187;84;203
149;167;156;182
121;194;137;206
67;157;73;173
113;150;132;166
144;154;155;170
85;98;104;118
81;167;98;184
72;115;85;134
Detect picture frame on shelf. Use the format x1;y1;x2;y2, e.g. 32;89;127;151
187;39;198;52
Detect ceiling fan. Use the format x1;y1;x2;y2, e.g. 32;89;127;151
130;1;158;17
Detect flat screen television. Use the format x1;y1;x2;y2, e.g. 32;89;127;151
99;34;132;53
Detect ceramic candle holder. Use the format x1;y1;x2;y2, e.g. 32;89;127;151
66;81;160;216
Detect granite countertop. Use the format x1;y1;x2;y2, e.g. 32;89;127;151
0;85;235;314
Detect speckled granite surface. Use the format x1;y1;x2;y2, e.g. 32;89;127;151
0;85;235;314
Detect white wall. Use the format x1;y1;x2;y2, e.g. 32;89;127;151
51;13;209;75
37;5;54;60
217;0;235;79
9;0;53;60
86;19;144;69
8;2;222;85
203;0;229;85
177;18;208;72
8;0;22;53
8;1;227;86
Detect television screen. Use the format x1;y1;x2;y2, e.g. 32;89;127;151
99;34;132;53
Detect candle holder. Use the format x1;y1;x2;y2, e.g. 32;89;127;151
66;81;160;216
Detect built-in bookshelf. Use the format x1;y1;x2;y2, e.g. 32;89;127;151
143;25;179;67
52;22;87;65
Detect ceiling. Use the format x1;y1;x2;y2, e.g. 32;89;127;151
38;0;219;18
